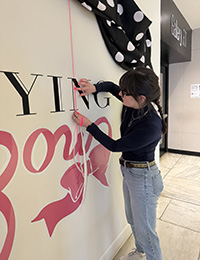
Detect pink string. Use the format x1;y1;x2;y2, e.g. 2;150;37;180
68;0;77;111
77;112;83;127
68;1;84;202
80;117;84;127
68;0;83;207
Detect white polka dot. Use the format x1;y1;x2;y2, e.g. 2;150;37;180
133;11;144;22
81;2;92;11
106;0;114;7
97;1;106;11
106;20;111;26
119;27;126;34
131;59;137;63
146;65;151;69
115;52;124;62
135;32;144;41
117;26;123;30
117;4;123;15
140;55;145;63
146;39;151;47
127;41;135;52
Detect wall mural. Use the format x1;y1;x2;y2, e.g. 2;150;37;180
0;0;152;259
0;132;17;260
0;67;112;259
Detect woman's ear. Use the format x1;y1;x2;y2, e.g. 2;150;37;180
138;95;146;105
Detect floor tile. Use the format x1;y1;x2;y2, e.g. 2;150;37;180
177;154;200;167
160;153;182;169
162;176;200;205
157;196;171;219
166;163;200;182
161;199;200;232
159;165;171;178
157;220;200;260
112;234;135;260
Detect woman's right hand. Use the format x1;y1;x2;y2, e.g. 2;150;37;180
75;78;96;96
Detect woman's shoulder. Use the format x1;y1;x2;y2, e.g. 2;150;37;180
145;109;162;129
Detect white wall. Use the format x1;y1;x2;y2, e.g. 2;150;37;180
169;28;200;153
0;1;161;259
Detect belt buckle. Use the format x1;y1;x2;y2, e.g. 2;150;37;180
125;160;132;168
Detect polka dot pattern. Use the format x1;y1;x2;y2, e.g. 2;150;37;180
133;11;144;22
146;39;151;47
115;52;124;62
106;20;111;26
77;0;152;70
117;4;123;15
97;1;106;11
127;41;135;52
135;32;144;41
140;55;145;63
131;59;137;64
81;2;92;11
106;0;114;8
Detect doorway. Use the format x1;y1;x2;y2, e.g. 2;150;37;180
160;64;168;156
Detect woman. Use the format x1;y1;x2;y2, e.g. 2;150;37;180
72;67;166;260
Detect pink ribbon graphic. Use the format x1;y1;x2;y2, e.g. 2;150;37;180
0;131;18;260
23;117;112;236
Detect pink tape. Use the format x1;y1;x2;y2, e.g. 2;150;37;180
80;117;84;127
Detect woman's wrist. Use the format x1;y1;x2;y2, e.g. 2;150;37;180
85;121;92;128
86;122;93;130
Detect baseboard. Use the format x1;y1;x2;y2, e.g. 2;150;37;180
99;224;132;260
168;149;200;157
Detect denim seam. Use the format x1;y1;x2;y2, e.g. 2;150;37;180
144;175;157;260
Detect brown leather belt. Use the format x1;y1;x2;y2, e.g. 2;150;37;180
119;158;155;168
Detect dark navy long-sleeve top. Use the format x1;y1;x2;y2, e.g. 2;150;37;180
86;81;162;162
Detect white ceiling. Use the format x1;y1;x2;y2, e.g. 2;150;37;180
173;0;200;30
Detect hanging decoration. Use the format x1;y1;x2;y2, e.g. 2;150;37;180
76;0;153;70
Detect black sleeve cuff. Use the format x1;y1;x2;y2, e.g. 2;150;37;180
86;123;94;132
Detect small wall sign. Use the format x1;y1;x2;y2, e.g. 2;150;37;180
171;14;187;48
190;84;200;98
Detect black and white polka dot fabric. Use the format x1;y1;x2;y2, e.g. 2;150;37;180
76;0;152;70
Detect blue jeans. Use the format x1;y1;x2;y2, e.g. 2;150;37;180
121;163;163;260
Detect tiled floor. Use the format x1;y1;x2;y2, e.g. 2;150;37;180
113;153;200;260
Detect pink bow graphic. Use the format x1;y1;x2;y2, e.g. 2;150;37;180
23;117;112;236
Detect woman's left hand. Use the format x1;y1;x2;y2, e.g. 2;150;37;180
72;111;92;128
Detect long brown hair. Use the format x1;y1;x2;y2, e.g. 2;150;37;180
119;67;167;134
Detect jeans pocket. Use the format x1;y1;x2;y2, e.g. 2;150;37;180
151;171;164;196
